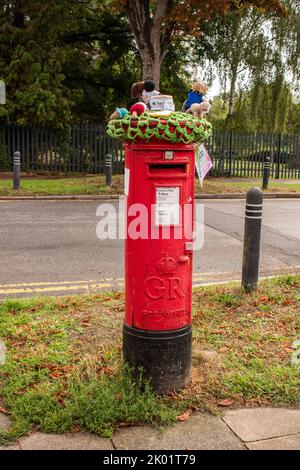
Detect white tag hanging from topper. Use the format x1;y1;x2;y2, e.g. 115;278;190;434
195;144;213;187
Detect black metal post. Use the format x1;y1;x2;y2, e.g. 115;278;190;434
262;156;270;190
275;133;281;179
105;154;112;186
13;151;21;190
228;129;233;176
242;187;263;292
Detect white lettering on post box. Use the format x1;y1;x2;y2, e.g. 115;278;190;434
155;186;180;226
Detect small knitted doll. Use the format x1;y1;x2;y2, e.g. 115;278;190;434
186;102;210;118
109;107;129;120
184;81;209;111
129;102;147;118
141;80;160;107
131;81;144;100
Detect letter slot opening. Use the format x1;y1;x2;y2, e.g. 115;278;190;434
148;163;187;177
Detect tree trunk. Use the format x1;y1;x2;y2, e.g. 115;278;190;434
126;0;169;90
228;69;237;118
224;66;238;132
141;53;162;89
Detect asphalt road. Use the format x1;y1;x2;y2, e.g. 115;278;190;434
0;199;299;298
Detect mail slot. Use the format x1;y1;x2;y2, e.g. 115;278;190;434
148;163;187;177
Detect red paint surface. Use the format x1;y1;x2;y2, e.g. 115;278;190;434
125;141;196;331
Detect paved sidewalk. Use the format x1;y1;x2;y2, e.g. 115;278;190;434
1;407;300;450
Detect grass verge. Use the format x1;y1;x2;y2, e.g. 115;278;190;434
0;175;124;196
0;175;299;196
0;274;299;444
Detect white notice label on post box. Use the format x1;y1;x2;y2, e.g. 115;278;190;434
124;168;130;196
155;187;180;226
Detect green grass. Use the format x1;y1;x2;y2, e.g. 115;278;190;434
0;175;124;196
196;179;300;194
223;360;299;404
0;294;182;444
190;275;300;408
0;174;299;196
0;275;299;444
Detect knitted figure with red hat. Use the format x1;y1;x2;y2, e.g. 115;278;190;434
130;102;147;118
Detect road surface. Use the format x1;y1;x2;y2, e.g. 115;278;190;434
0;199;299;298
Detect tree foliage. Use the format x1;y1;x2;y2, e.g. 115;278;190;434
1;0;299;134
113;0;286;86
195;0;300;133
0;1;79;126
0;1;137;126
211;81;300;134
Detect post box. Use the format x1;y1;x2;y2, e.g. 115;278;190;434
123;140;196;393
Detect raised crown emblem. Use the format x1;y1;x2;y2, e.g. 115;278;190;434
156;253;177;275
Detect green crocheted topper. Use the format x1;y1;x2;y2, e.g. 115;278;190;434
107;111;212;144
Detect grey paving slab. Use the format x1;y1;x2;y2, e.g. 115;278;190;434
223;408;300;442
0;413;11;432
246;433;300;450
18;432;113;450
112;414;245;450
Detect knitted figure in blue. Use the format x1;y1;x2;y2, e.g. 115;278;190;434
184;81;208;111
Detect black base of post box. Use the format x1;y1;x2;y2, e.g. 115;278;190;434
123;324;192;394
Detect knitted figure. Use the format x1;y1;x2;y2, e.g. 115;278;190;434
130;102;147;118
186;101;210;118
109;107;129;120
141;80;160;107
184;81;209;111
131;81;144;100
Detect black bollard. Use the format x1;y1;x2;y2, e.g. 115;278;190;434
242;187;263;292
105;154;112;186
262;156;271;190
13;151;21;190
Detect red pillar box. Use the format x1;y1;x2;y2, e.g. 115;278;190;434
124;141;195;393
107;112;212;393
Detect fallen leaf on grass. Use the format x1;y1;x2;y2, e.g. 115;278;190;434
45;364;73;372
281;343;294;353
176;409;192;422
49;372;61;380
282;288;291;294
71;426;82;433
27;306;42;312
255;311;263;317
219;346;231;353
168;392;183;401
55;301;69;310
96;365;113;375
218;399;234;407
244;398;267;407
55;391;69;405
118;422;137;428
